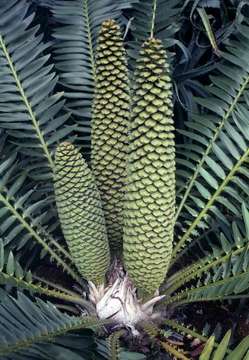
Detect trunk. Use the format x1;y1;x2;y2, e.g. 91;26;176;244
88;262;165;334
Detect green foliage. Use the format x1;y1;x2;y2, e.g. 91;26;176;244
174;17;249;260
107;330;125;360
97;339;147;360
163;203;249;307
164;319;249;359
0;238;89;306
127;0;183;64
199;330;249;360
52;0;137;140
54;142;110;284
0;291;107;359
123;37;175;295
0;153;80;282
91;20;130;254
0;238;34;290
0;0;72;181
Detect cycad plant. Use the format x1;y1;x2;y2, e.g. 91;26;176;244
1;1;249;359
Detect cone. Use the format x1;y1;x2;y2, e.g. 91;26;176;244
91;19;130;254
54;142;110;284
123;38;175;295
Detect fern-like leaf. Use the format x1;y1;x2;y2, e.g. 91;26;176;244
52;0;137;141
107;330;125;360
128;0;182;66
0;0;73;181
0;155;81;283
199;330;249;360
0;292;108;357
173;18;249;260
0;239;87;306
164;205;249;306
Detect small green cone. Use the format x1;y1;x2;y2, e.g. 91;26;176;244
91;19;130;255
123;38;175;295
54;142;110;285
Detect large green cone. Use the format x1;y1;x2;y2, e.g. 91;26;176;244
54;142;110;285
91;19;130;254
123;38;175;295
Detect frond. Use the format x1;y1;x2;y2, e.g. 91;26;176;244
107;330;125;360
128;0;183;65
164;319;249;359
0;238;87;306
0;292;108;358
199;330;249;360
140;322;159;338
0;0;73;181
173;18;249;260
142;321;189;359
0;155;81;284
164;318;207;340
30;0;55;6
164;216;245;294
52;0;137;140
164;204;249;306
160;341;189;359
164;319;242;359
97;339;146;360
